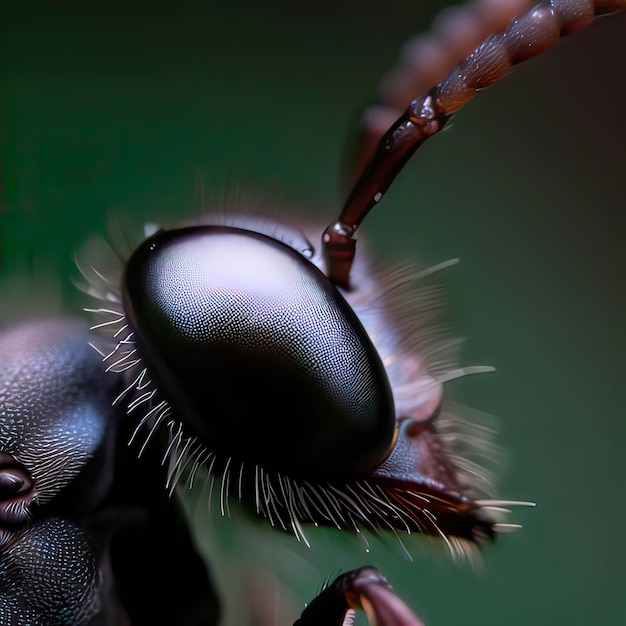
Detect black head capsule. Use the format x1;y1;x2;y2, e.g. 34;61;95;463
123;225;396;480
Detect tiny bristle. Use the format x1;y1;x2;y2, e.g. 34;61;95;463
475;499;536;508
493;523;524;533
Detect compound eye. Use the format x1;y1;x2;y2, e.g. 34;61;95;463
123;226;396;480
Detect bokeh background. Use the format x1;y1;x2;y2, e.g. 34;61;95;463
2;2;625;624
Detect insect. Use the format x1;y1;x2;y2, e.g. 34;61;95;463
1;0;624;624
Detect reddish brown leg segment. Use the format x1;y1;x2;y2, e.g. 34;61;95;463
294;567;425;626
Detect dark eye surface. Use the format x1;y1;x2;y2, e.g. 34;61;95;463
123;225;396;479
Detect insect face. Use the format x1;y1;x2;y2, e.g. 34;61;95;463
2;1;625;624
89;203;499;550
83;0;626;563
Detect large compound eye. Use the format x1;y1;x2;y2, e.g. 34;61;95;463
123;225;396;480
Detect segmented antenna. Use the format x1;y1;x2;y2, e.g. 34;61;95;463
322;0;626;288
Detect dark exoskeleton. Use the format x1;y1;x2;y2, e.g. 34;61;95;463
0;320;218;625
0;1;624;624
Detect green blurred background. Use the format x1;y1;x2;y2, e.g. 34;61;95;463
2;2;625;624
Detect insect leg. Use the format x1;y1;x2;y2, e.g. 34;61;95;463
294;567;425;626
